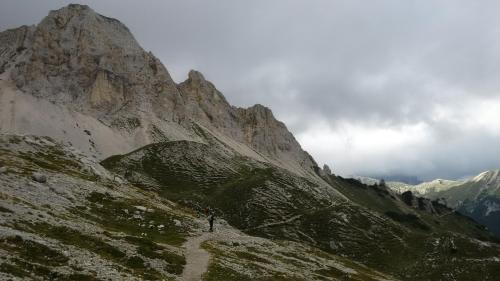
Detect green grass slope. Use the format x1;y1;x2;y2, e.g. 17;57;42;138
102;138;500;281
0;134;394;281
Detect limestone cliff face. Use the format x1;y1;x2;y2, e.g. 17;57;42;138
178;70;240;133
89;71;124;107
0;25;31;74
0;4;318;176
236;104;318;173
178;71;318;174
5;5;183;119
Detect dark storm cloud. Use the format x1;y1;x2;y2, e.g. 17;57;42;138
2;0;500;180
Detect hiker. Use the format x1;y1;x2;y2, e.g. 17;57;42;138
208;212;215;232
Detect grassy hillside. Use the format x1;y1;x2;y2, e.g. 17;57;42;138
102;137;500;281
398;173;500;237
0;134;394;281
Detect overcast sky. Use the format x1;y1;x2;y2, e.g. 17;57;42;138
2;0;500;181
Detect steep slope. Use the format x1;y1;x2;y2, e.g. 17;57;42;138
101;124;345;233
433;171;500;237
447;170;500;206
0;135;191;280
0;135;394;281
103;137;500;281
0;4;318;177
387;171;500;237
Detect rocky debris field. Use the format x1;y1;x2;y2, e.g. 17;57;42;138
0;135;393;280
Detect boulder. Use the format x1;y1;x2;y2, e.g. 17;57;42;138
134;206;147;212
0;166;7;174
32;172;47;183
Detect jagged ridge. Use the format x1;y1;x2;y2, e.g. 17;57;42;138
0;4;318;178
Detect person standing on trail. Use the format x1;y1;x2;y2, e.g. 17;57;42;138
208;212;215;232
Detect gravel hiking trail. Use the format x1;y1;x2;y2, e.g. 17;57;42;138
181;219;252;280
181;232;212;281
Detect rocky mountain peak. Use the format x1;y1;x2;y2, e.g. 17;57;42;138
180;69;229;106
245;104;274;118
46;4;93;19
57;3;92;12
39;4;142;55
187;69;207;84
3;3;181;118
472;170;500;184
0;4;320;177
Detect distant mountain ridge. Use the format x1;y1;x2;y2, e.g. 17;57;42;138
387;178;462;195
387;170;500;236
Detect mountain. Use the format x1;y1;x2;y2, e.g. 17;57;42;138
453;171;500;237
1;4;500;281
0;134;392;281
351;175;381;186
0;4;318;178
388;179;462;196
103;136;500;280
387;171;500;237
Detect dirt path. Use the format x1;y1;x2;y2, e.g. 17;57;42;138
181;232;213;281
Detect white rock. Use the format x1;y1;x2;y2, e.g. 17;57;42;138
173;219;182;227
32;172;47;183
134;206;147;212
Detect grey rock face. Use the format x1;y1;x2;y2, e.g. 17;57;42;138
317;164;333;179
178;72;319;174
0;4;318;177
0;166;7;174
8;5;181;117
323;164;332;175
32;172;47;183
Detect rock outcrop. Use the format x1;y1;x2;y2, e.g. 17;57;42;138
401;190;445;215
0;4;317;176
323;164;332;175
31;172;47;183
